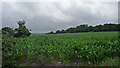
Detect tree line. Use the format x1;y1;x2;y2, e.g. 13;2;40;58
1;20;31;38
48;23;120;34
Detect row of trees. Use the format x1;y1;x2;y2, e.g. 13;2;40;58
48;23;120;34
2;20;31;38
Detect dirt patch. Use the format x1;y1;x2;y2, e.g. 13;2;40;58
19;54;88;66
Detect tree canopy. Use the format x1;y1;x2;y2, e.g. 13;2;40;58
2;20;31;38
48;23;120;34
14;20;31;37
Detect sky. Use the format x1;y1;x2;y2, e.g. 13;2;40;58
1;0;119;33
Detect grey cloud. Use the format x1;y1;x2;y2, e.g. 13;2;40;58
2;2;118;33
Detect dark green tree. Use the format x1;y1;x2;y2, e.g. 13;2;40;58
76;24;89;32
14;20;31;37
2;27;15;37
88;26;94;31
59;29;67;33
49;23;120;34
66;28;76;33
56;30;61;33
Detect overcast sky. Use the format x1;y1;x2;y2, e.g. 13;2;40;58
2;1;118;33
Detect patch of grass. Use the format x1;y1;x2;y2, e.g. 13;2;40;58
99;57;119;66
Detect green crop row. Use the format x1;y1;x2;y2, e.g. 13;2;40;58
10;32;120;65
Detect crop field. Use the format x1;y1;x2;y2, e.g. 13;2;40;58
9;32;120;66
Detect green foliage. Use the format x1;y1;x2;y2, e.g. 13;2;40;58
2;20;31;67
2;20;31;38
2;37;20;68
53;23;120;34
14;20;31;37
37;54;43;63
11;32;119;66
99;57;119;66
2;27;15;38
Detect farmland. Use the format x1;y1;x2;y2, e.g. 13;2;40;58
2;32;120;66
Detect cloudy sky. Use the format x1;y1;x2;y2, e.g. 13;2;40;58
2;1;118;33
